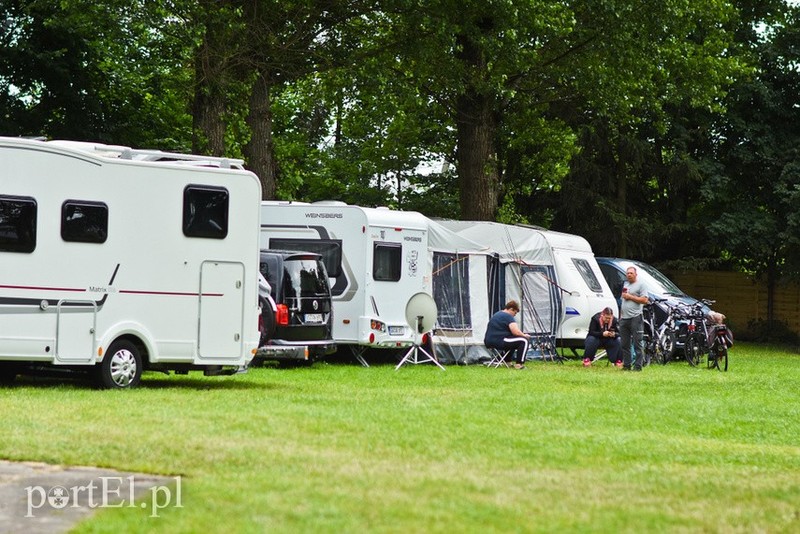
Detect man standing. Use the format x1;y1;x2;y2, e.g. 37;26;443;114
484;300;531;370
620;266;649;371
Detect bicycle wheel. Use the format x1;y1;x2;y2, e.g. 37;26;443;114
714;345;728;371
657;331;675;364
684;336;700;367
643;334;655;366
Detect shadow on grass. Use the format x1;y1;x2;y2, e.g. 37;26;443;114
4;370;280;391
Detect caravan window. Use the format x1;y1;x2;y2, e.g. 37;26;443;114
373;242;401;281
183;185;229;239
433;252;472;329
269;238;342;277
61;201;108;243
0;195;37;253
572;258;603;293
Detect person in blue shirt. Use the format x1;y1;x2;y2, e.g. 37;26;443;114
484;300;531;369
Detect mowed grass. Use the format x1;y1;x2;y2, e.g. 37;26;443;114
1;343;799;533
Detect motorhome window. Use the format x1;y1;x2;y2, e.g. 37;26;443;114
269;238;342;277
0;195;37;253
572;258;603;293
433;252;472;329
61;201;108;243
183;185;229;239
373;242;401;281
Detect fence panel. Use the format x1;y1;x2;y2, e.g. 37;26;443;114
665;270;800;336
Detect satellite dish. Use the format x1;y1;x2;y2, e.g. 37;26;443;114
405;292;437;333
395;292;445;371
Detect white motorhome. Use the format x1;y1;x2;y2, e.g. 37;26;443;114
0;137;262;388
439;221;617;351
260;201;433;361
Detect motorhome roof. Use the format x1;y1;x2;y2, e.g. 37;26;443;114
261;200;430;231
6;137;245;169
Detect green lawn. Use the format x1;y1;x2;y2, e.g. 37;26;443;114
2;343;799;533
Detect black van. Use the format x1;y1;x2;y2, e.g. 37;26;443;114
256;250;335;363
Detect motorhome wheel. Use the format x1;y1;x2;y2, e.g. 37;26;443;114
96;340;142;389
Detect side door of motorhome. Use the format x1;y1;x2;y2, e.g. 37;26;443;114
198;260;246;360
55;301;97;364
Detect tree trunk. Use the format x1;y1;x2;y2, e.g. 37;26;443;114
245;71;278;200
191;14;226;157
615;132;628;257
456;92;498;220
455;33;499;221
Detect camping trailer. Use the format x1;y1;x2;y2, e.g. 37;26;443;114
0;137;262;388
259;202;498;364
260;201;432;360
438;221;617;351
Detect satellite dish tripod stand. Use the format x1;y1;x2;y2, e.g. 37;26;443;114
395;315;445;371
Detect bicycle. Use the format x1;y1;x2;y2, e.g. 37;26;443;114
652;301;685;364
681;300;710;367
706;312;733;372
680;299;732;371
642;299;666;365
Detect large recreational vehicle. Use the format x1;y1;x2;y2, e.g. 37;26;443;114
260;201;432;361
0;137;262;388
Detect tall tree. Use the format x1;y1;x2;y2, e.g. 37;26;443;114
369;0;742;221
0;0;192;148
701;1;800;321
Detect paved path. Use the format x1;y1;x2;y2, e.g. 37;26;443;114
0;460;174;533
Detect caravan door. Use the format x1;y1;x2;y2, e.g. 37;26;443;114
55;300;97;363
198;260;245;360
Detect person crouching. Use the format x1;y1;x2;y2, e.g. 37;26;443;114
583;307;622;367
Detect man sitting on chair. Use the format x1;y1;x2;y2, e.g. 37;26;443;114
583;306;622;367
484;300;531;370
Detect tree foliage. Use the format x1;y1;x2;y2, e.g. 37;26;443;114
699;2;800;319
2;0;799;313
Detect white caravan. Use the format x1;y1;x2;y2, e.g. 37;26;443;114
260;201;432;360
0;137;262;388
439;221;617;351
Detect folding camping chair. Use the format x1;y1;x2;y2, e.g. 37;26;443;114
484;347;512;368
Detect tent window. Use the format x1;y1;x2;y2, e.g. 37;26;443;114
373;242;401;281
433;252;472;329
269;238;342;278
572;258;603;293
183;185;229;239
0;195;37;253
61;200;108;243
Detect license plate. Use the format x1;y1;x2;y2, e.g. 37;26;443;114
305;313;323;323
388;326;405;336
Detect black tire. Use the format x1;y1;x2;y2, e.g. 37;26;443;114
643;335;656;366
714;346;728;372
259;297;276;346
657;331;675;364
684;336;700;367
96;340;142;389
